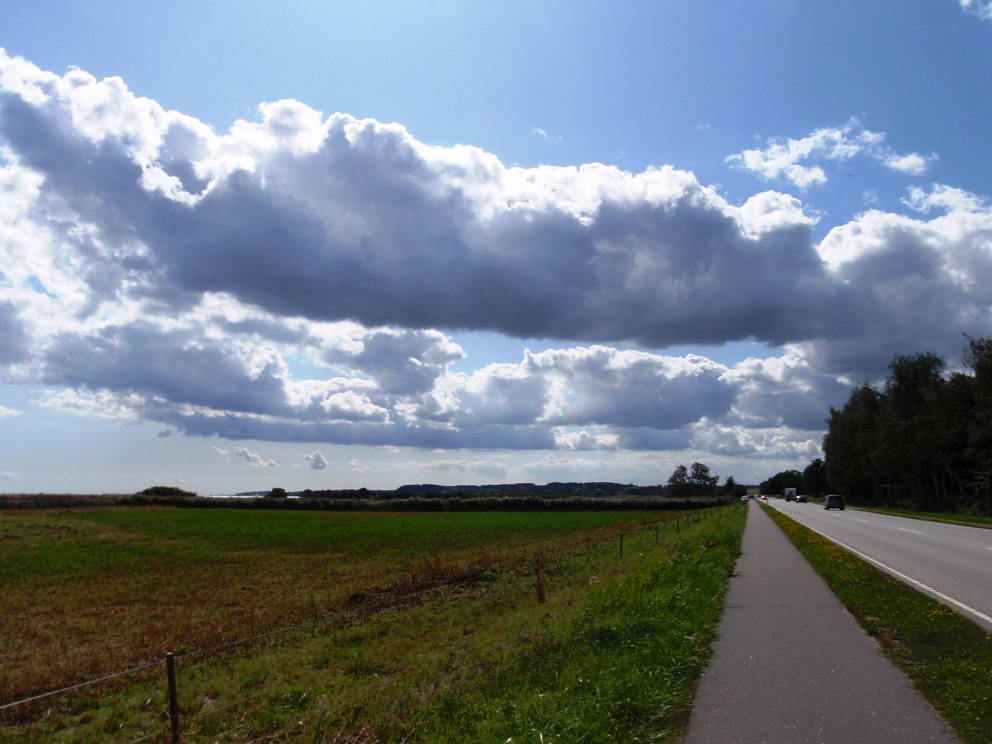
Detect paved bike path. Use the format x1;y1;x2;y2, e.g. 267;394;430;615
682;502;958;743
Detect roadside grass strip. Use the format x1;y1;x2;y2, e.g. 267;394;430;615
1;506;745;743
763;505;992;744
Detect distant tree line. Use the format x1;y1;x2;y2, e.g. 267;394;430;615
274;481;679;500
0;493;732;513
390;481;671;497
821;337;992;515
254;494;731;512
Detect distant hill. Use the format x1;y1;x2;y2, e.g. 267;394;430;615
240;481;760;500
234;482;670;499
390;481;668;496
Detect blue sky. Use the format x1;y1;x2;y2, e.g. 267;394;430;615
1;1;991;493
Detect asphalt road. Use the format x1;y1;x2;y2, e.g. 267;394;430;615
683;503;957;743
765;499;992;633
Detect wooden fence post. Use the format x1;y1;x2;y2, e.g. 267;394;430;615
619;533;624;560
535;556;545;604
166;652;180;744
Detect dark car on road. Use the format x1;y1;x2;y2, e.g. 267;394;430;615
796;494;807;503
824;494;845;510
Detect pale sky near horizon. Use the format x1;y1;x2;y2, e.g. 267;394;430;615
1;1;991;494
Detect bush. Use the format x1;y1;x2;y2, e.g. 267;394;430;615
139;486;197;497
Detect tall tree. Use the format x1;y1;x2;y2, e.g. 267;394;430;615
720;476;748;498
965;336;992;469
823;383;883;504
802;458;829;497
878;353;946;508
667;464;690;498
965;336;992;512
821;339;992;514
689;462;718;496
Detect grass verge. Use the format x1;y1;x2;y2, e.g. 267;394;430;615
763;504;992;744
1;505;745;743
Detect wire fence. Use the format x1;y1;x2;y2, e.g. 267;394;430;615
0;659;166;712
1;504;735;741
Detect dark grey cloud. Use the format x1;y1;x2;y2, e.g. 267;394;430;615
213;316;311;344
153;410;559;450
35;321;754;451
42;323;290;417
0;301;29;365
323;329;463;395
615;428;694;451
723;358;851;430
0;88;834;350
4;80;990;387
799;205;992;377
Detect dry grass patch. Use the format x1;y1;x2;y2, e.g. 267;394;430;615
0;508;663;712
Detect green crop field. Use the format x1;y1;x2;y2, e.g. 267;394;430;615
0;504;745;743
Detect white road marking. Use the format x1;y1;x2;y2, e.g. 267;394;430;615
897;527;923;534
856;519;870;523
793;521;992;627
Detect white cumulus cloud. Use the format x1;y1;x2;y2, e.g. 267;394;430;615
882;152;935;176
0;51;989;464
303;451;328;469
959;0;992;20
727;119;936;188
236;447;277;467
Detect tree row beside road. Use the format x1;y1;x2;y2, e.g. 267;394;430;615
821;336;992;515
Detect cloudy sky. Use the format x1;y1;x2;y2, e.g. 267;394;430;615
1;1;991;494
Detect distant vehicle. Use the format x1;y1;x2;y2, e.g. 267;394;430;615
741;494;749;502
824;494;845;510
784;488;797;502
761;495;769;502
796;494;807;503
